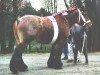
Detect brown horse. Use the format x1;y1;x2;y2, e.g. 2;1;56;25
9;7;91;73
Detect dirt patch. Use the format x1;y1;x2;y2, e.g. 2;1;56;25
0;53;100;75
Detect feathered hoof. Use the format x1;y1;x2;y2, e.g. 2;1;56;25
10;57;28;73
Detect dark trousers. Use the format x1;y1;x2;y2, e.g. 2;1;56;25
63;43;68;58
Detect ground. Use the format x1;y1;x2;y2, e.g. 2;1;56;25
0;52;100;75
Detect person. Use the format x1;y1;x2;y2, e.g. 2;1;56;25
62;41;68;60
67;35;81;62
62;33;81;62
66;35;74;62
68;23;86;63
62;23;85;63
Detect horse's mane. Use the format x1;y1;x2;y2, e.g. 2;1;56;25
52;10;67;16
52;6;77;17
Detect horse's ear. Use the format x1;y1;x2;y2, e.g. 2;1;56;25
68;6;77;11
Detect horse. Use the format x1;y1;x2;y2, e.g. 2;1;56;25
69;8;92;64
9;6;91;73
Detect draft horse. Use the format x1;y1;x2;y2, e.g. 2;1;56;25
71;10;92;64
10;6;91;73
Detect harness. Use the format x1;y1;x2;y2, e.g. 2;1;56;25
47;16;59;44
77;8;91;26
75;9;90;52
47;11;68;44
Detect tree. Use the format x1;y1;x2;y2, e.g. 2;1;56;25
44;0;57;13
19;2;37;16
67;0;100;52
44;0;53;13
64;0;70;9
0;0;7;53
54;0;57;13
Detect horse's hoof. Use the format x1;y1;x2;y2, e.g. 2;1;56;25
48;65;62;69
47;62;55;69
10;57;28;73
10;63;18;73
10;57;19;73
85;62;88;65
54;62;63;69
48;65;55;68
54;66;62;69
48;64;62;69
10;64;28;73
48;61;63;69
18;64;28;72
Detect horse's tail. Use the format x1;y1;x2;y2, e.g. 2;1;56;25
13;20;20;44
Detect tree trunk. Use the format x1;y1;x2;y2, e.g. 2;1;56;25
64;0;69;9
6;0;19;52
54;0;57;13
0;0;6;53
7;25;15;52
85;0;100;52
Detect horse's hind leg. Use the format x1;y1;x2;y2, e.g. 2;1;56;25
47;45;56;68
47;45;63;69
10;44;27;73
10;36;33;73
83;39;88;64
83;49;88;64
83;36;88;64
54;46;63;69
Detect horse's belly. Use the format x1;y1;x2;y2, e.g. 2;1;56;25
38;30;54;44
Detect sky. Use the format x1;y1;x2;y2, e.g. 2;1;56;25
29;0;44;10
29;0;69;11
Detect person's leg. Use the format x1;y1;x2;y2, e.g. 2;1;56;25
62;43;68;60
77;51;81;63
67;43;74;62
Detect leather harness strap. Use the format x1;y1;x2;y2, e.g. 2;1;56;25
47;16;59;44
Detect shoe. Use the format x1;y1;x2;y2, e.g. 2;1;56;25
67;59;73;63
62;57;68;60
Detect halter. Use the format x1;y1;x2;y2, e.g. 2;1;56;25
77;8;91;26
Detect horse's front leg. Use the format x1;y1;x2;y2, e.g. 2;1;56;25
54;47;63;69
47;46;56;68
47;40;64;69
73;47;78;64
83;38;88;64
83;49;88;64
10;43;28;73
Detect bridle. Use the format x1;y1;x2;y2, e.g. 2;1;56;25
61;8;91;27
77;8;92;52
77;8;91;26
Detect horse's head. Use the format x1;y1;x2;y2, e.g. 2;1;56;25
61;6;92;30
78;11;92;31
60;6;79;27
